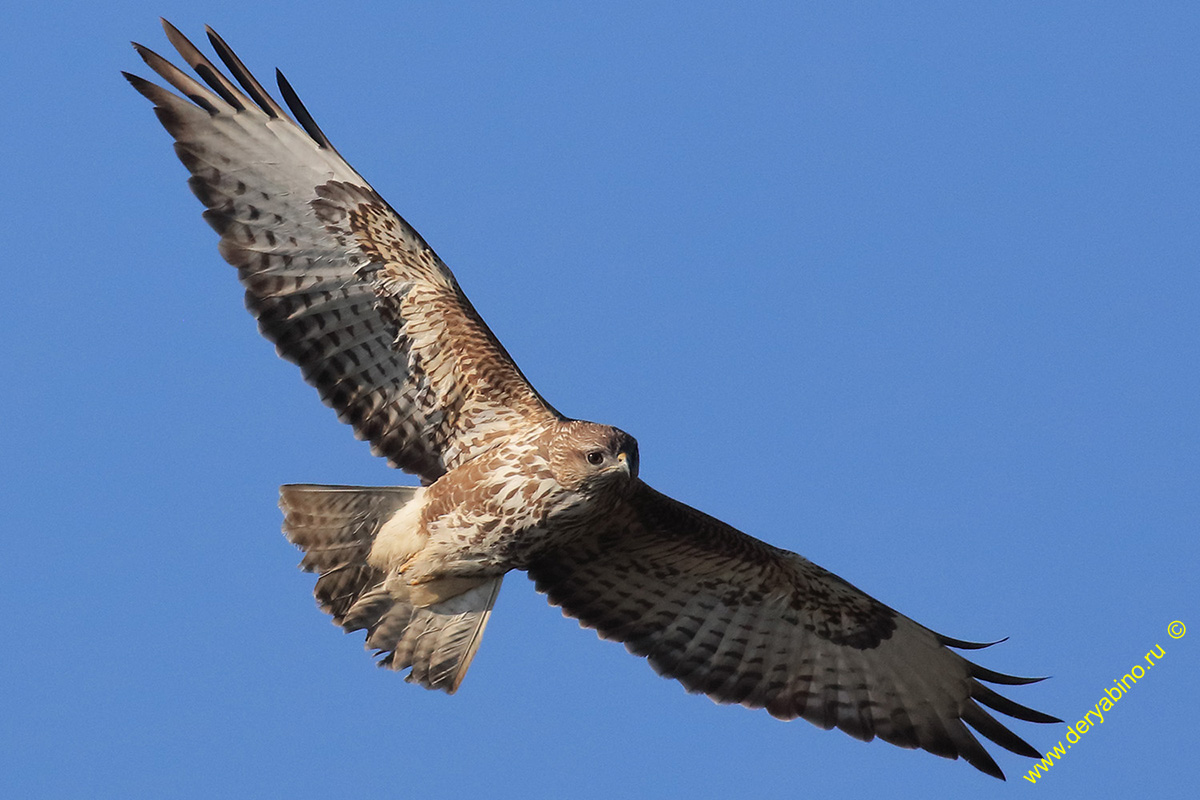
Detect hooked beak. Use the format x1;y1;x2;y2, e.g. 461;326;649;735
616;449;639;480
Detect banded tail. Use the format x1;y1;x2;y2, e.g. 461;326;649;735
279;484;501;693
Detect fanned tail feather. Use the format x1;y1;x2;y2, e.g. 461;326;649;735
280;484;501;693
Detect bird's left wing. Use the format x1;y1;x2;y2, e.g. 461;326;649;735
126;22;561;484
527;483;1059;780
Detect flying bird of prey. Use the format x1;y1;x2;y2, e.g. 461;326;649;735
126;21;1059;780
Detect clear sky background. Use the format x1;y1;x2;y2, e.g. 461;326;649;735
3;2;1196;797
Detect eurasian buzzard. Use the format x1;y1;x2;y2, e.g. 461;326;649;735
126;21;1059;780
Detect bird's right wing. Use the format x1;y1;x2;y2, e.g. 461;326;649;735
527;482;1060;780
126;21;561;483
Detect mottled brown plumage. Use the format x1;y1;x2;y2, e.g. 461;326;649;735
127;21;1059;780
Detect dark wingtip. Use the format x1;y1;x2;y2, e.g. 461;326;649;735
204;24;288;119
275;67;337;151
970;662;1052;686
964;748;1006;781
122;69;153;100
122;68;171;109
938;633;1009;650
160;17;183;39
973;680;1062;725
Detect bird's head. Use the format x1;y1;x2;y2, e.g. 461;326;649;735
550;420;639;491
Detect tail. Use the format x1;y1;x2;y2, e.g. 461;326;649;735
279;484;502;693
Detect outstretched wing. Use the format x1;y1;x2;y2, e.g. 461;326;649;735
126;21;560;483
527;483;1059;780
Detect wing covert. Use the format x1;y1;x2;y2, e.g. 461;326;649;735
126;21;560;482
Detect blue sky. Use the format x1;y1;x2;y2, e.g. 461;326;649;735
3;1;1196;797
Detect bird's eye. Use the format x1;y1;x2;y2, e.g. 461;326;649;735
586;451;605;466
